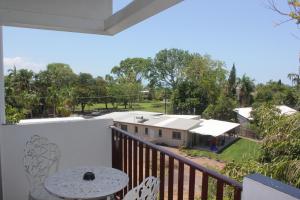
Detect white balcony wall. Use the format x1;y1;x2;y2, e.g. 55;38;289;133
242;174;300;200
0;118;113;200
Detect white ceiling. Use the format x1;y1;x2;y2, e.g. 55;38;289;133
0;0;183;35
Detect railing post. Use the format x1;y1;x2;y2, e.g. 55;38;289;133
152;149;157;177
133;140;138;187
111;129;116;168
216;180;224;200
138;142;144;183
128;138;132;190
234;187;242;200
123;136;128;194
159;152;165;200
178;161;184;200
168;157;174;200
145;145;150;178
118;131;123;171
188;167;195;200
201;173;208;200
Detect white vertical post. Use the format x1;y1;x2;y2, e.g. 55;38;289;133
0;26;5;124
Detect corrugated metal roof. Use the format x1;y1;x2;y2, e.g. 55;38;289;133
98;111;200;130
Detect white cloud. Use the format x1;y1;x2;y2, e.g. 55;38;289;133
3;57;45;72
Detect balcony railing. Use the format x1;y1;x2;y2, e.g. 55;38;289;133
111;126;242;200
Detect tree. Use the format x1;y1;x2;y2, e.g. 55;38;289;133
172;80;199;114
111;58;151;83
111;58;146;109
34;63;77;116
288;72;300;86
223;104;300;188
93;76;108;108
250;103;282;137
203;94;237;121
268;0;300;26
74;73;95;113
237;75;255;107
146;49;193;89
254;81;299;107
5;67;38;117
228;64;237;97
182;54;227;114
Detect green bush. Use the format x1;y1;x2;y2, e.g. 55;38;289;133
6;105;24;124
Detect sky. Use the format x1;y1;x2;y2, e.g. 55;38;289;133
3;0;300;84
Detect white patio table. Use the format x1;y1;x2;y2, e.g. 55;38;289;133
44;166;129;200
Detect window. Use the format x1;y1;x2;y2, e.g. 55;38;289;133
135;126;138;133
145;127;148;135
172;131;181;140
158;129;162;137
121;124;127;131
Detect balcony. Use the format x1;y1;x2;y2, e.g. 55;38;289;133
112;126;242;200
1;118;300;200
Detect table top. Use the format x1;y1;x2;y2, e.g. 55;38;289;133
44;166;129;199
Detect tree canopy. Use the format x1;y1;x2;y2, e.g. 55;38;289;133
4;48;300;124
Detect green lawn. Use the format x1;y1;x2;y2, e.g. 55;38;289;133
76;101;172;113
181;138;260;163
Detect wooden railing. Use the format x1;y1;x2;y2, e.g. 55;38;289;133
111;126;242;200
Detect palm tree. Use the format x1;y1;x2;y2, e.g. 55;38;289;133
288;71;300;87
237;75;255;107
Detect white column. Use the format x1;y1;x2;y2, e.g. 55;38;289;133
0;26;5;124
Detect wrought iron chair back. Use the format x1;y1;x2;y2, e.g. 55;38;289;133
23;135;61;196
124;176;160;200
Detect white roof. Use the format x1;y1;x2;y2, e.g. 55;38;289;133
277;105;298;116
190;119;240;137
19;116;85;124
234;105;298;120
98;111;200;130
95;111;163;121
233;107;253;120
0;0;183;35
154;117;177;127
166;114;200;120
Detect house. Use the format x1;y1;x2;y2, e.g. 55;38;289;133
97;111;198;147
98;111;240;151
234;105;298;126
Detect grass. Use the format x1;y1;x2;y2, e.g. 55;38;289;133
181;138;261;163
75;101;172;113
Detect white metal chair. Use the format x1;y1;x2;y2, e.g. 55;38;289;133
24;135;62;200
123;176;160;200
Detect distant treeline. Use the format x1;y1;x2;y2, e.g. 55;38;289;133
5;48;300;123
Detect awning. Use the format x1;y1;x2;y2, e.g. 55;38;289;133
190;119;240;137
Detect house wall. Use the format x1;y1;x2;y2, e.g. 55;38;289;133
0;118;113;200
237;114;250;127
115;122;189;147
